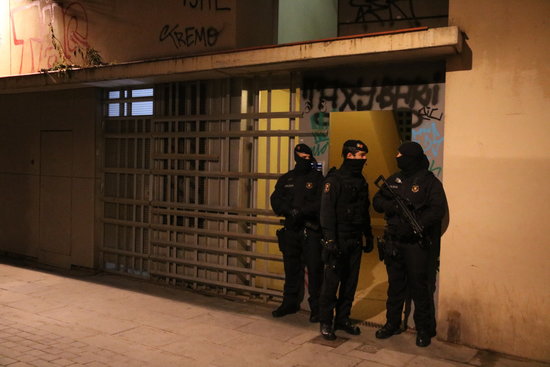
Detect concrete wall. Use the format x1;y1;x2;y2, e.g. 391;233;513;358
0;88;99;269
440;0;550;361
278;0;337;44
0;0;9;76
2;0;275;76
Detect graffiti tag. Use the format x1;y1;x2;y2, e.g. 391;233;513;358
349;0;419;26
302;79;440;127
418;105;442;121
182;0;231;11
413;122;443;157
159;24;221;49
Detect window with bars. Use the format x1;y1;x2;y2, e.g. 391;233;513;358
107;88;154;117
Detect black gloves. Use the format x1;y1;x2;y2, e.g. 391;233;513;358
363;234;374;253
322;239;339;254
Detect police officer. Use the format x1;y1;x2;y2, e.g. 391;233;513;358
318;140;374;340
373;141;448;347
270;144;324;322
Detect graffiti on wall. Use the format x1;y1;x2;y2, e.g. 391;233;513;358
159;0;230;49
339;0;449;33
10;0;89;74
159;24;222;49
303;79;441;127
348;0;420;26
182;0;231;11
302;78;445;176
413;122;443;175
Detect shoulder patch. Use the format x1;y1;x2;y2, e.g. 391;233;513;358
411;185;420;193
306;182;313;189
324;182;331;193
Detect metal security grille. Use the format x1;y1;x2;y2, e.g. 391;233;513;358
101;76;319;301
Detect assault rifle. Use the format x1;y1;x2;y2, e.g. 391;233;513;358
374;175;429;248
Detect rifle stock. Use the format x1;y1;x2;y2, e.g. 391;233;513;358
375;175;428;247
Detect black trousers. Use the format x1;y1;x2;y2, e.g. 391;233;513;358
318;234;362;325
384;240;438;334
279;227;324;314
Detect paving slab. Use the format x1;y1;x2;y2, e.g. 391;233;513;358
277;342;363;367
1;261;549;367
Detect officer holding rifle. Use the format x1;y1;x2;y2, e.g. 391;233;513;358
373;141;448;347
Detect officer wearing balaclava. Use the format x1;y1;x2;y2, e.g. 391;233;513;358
270;144;324;322
318;140;374;340
373;141;448;348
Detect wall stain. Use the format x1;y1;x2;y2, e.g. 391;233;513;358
447;310;461;343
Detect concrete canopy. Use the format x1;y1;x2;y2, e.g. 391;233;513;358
0;26;462;94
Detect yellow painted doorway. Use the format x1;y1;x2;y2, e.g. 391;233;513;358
329;111;400;325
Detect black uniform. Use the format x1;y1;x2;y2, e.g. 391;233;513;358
373;141;447;347
318;147;373;332
270;145;324;319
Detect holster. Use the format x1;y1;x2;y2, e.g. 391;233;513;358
276;228;286;252
381;233;399;259
376;236;385;261
321;238;340;269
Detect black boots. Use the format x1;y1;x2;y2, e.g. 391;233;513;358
376;323;433;347
334;320;361;335
271;304;300;318
416;331;432;347
320;323;336;340
320;319;360;340
375;323;402;339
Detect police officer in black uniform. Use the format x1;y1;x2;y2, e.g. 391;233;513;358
373;141;448;347
318;140;374;340
270;144;324;322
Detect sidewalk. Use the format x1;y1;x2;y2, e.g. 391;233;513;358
0;260;547;367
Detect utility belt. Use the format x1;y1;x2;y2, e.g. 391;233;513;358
282;219;320;232
276;221;320;253
377;231;429;262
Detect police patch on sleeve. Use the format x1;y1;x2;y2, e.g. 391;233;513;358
306;182;313;189
324;183;331;193
411;185;420;193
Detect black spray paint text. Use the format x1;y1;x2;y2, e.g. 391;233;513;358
159;24;221;49
182;0;231;11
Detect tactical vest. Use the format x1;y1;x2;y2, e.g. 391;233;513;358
330;168;370;232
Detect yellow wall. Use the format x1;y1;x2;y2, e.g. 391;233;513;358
256;89;296;291
441;0;550;361
328;111;400;228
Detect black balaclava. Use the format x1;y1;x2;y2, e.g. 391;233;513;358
294;143;314;173
397;141;427;177
341;139;368;175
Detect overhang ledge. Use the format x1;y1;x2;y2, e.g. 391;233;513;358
0;26;463;94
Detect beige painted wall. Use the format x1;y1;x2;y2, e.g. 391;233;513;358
440;0;550;361
2;0;275;77
0;0;9;75
0;89;99;268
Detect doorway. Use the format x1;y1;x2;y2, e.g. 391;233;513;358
329;111;400;326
